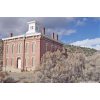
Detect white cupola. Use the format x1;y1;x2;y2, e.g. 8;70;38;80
26;20;42;34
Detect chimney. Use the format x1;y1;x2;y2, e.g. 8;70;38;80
42;27;45;35
57;34;58;40
10;33;13;37
52;32;55;39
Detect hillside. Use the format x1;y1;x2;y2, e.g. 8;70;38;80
64;44;97;56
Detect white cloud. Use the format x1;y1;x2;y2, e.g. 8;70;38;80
76;20;85;26
0;17;77;38
46;28;76;36
76;18;87;26
71;38;100;50
64;29;76;35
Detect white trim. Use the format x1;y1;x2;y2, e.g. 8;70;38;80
27;20;36;24
2;34;25;40
26;33;41;37
2;33;41;40
2;33;63;45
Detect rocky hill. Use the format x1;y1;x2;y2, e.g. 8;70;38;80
65;44;97;56
33;46;100;83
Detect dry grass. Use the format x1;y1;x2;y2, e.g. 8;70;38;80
33;48;100;83
0;71;8;82
33;49;86;83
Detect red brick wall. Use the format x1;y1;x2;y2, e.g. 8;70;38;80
40;36;63;60
3;35;63;71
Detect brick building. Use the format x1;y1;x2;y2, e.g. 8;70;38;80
2;20;63;72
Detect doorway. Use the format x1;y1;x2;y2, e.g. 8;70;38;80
17;58;21;69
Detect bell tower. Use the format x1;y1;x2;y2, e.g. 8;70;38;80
26;20;41;34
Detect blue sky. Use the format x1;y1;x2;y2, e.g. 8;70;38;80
1;17;100;50
60;17;100;43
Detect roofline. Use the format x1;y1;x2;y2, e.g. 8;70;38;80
42;35;63;45
2;33;41;40
2;33;63;45
27;20;36;24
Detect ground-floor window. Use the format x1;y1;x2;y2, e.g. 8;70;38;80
32;57;35;66
25;58;26;66
11;58;13;66
6;58;8;66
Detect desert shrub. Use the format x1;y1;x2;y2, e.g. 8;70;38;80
83;52;100;82
33;50;86;83
0;72;8;82
3;77;17;83
65;45;97;56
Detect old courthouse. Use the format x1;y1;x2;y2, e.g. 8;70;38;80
2;20;63;72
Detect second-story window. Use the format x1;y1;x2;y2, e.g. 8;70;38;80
17;43;21;53
6;45;9;53
25;43;28;53
12;44;14;54
32;57;35;66
19;44;21;53
32;42;35;52
46;43;48;52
